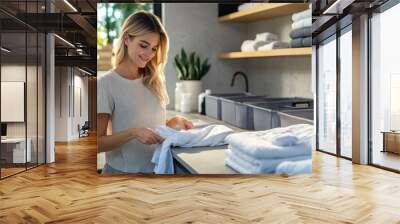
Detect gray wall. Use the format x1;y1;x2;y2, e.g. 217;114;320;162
163;3;312;110
246;15;312;98
163;3;248;109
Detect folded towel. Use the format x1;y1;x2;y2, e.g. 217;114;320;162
242;39;278;52
275;159;312;175
226;148;311;173
291;37;312;48
257;41;290;51
289;27;311;39
255;32;278;42
226;124;313;159
238;3;261;11
241;40;255;52
271;133;299;146
152;125;234;174
292;9;312;22
292;17;312;30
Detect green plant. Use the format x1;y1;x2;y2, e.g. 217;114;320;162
173;48;211;80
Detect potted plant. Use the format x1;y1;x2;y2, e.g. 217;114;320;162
173;48;211;111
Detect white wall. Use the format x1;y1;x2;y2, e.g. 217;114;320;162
162;3;312;110
54;67;89;141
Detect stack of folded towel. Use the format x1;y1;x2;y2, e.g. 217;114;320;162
241;32;290;52
224;124;313;174
290;8;312;48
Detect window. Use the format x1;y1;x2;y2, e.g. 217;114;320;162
370;2;400;171
317;35;337;155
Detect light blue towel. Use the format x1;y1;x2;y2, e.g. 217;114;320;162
225;148;310;174
226;124;314;159
271;133;299;146
152;125;234;174
275;159;312;175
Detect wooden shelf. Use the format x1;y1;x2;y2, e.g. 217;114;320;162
218;3;309;23
218;48;312;59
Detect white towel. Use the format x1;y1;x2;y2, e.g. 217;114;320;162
152;125;234;174
226;124;313;159
292;17;312;30
257;41;290;51
291;9;312;22
255;32;278;42
238;3;261;11
226;148;310;173
275;159;312;175
241;40;256;52
271;133;299;146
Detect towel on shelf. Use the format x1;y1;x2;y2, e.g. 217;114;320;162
302;37;312;46
226;124;313;159
291;37;312;48
257;41;290;51
292;17;312;30
152;125;234;174
241;40;256;52
291;9;312;22
225;148;311;173
255;32;278;42
275;159;312;175
289;27;311;39
238;3;261;11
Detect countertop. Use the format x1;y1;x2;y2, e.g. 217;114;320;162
167;110;244;174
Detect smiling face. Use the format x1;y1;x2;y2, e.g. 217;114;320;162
124;32;160;68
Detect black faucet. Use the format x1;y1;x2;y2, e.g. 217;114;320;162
231;71;249;93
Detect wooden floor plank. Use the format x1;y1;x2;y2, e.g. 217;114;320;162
0;135;400;223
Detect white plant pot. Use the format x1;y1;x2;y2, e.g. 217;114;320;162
180;80;203;112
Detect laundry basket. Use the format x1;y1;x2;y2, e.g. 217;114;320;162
205;93;248;120
248;99;313;130
220;95;268;129
278;109;314;127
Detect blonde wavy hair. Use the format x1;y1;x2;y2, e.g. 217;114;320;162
113;11;169;105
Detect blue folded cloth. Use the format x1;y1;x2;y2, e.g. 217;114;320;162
275;159;312;175
290;27;311;39
291;37;312;48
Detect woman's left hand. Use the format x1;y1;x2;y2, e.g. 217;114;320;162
166;116;194;130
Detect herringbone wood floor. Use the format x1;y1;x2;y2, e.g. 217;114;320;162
1;135;400;224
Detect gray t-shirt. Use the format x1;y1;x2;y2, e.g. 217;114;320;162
97;71;166;173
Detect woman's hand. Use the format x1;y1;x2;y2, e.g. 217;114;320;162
166;116;194;130
131;128;164;145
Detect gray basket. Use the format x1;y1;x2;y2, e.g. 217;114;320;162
205;93;248;120
248;99;313;131
278;109;314;127
220;96;269;129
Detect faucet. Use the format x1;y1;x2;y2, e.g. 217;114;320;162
231;71;249;93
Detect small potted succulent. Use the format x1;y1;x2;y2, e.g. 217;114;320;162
173;48;211;111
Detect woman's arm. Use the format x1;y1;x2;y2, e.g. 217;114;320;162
97;113;164;153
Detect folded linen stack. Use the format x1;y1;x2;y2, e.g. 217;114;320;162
290;9;312;48
224;124;313;174
240;32;290;52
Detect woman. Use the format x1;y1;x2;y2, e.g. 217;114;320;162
98;11;193;174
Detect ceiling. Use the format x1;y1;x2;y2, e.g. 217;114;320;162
0;0;97;75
